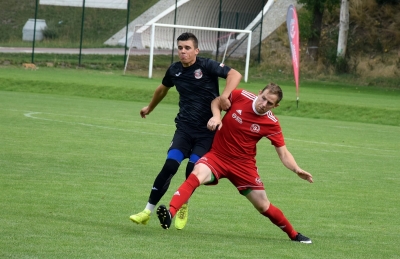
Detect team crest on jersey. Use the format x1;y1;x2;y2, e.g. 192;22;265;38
194;69;203;79
250;124;260;133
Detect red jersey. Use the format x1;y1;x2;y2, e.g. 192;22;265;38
211;89;285;161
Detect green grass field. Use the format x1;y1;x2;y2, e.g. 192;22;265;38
1;67;400;258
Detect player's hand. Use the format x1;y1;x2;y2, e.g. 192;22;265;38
294;169;313;183
207;117;222;131
140;106;151;118
219;96;231;111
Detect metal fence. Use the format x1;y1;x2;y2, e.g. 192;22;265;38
0;0;268;68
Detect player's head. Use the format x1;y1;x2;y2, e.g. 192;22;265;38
255;83;282;114
177;32;199;67
261;83;283;103
177;32;198;48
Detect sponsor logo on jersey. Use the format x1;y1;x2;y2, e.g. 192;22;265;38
194;69;203;79
236;110;242;115
250;124;260;133
232;113;243;124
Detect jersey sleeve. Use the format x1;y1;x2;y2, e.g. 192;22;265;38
266;122;285;147
229;89;243;103
204;58;231;78
161;65;174;87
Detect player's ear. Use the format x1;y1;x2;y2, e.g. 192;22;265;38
274;103;280;108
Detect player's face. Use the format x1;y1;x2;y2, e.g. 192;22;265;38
255;90;279;114
177;40;199;67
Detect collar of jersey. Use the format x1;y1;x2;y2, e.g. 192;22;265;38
252;96;269;116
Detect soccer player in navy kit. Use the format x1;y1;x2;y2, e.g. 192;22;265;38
130;32;242;229
157;83;313;243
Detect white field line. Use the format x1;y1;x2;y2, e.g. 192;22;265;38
24;110;174;127
24;111;172;137
21;110;399;154
333;125;398;134
285;138;396;153
291;147;398;158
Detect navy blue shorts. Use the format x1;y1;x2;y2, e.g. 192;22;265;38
168;126;215;159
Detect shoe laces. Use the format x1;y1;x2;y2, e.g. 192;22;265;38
177;207;187;219
138;211;149;218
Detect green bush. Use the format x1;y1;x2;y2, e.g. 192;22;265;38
42;27;58;39
376;0;399;5
335;55;349;74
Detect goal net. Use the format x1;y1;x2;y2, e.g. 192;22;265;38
125;23;252;82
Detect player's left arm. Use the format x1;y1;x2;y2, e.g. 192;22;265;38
275;145;313;183
220;69;242;110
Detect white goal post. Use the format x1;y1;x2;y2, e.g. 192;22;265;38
149;23;252;82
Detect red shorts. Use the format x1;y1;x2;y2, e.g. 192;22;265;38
196;151;264;191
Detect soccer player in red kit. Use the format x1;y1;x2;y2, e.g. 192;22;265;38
157;83;314;243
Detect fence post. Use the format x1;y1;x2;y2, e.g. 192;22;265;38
258;0;264;64
79;0;86;67
171;0;177;64
216;0;222;61
31;0;39;63
124;0;131;67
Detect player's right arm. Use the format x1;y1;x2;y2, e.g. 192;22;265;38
207;97;223;131
140;84;170;118
220;68;242;110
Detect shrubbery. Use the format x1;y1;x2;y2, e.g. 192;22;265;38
376;0;399;5
42;26;58;40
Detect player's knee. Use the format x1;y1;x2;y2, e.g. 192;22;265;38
244;190;270;212
189;153;200;163
160;159;180;177
166;149;184;163
191;167;202;177
191;165;211;184
256;200;270;213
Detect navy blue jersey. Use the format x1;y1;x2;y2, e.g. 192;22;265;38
162;57;231;130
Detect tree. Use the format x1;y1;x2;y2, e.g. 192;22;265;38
297;0;340;61
337;0;349;57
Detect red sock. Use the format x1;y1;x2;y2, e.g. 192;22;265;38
262;203;298;240
169;173;200;217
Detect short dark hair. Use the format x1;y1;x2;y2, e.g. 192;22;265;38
177;32;199;49
261;82;283;103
